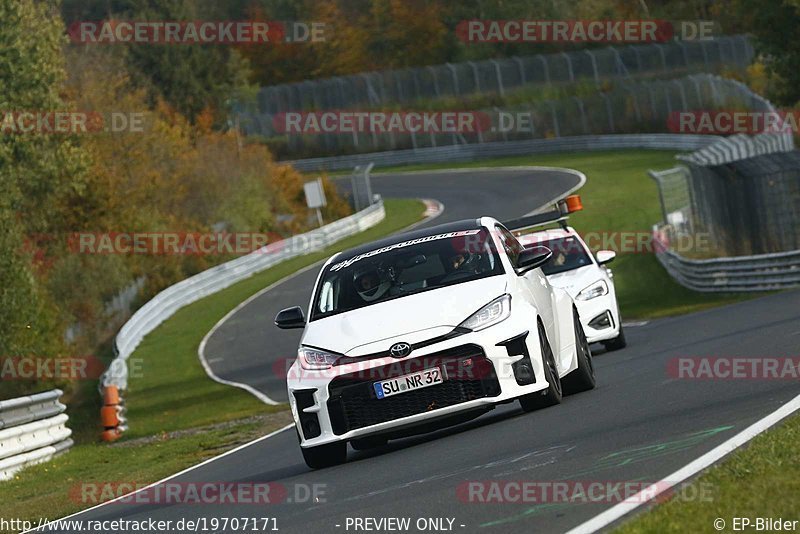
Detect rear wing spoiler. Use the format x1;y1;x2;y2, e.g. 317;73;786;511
502;195;583;234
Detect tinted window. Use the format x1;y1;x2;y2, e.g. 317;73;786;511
310;228;504;320
496;225;523;267
537;236;593;275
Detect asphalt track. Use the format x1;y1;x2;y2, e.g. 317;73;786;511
52;168;800;533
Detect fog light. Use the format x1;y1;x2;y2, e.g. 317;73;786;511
294;389;321;439
588;311;612;330
513;361;535;385
302;418;320;439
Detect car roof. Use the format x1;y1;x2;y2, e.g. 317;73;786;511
333;218;483;263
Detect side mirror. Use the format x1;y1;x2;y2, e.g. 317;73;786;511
596;250;616;265
516;246;552;274
275;306;306;329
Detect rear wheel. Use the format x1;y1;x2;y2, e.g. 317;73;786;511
603;323;627;351
562;308;596;394
519;322;562;412
300;440;347;469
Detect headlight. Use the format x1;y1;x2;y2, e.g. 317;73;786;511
299;347;341;370
576;280;608;301
458;294;511;331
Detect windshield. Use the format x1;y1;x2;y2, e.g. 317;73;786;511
311;228;503;320
536;236;594;275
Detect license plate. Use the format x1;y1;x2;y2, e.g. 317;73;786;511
373;367;445;399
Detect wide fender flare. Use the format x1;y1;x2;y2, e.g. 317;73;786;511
551;286;579;376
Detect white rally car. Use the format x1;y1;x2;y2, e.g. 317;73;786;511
275;217;595;468
525;228;625;350
511;200;626;351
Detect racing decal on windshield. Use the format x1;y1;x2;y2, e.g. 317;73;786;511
329;229;482;272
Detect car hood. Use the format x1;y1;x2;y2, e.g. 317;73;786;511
301;275;507;356
546;265;601;297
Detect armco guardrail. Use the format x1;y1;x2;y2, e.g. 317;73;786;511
0;389;73;481
102;198;386;393
651;126;799;292
287;133;722;172
654;240;800;292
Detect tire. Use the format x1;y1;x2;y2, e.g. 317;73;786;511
350;436;388;451
519;321;562;412
562;308;596;395
300;440;347;469
603;323;627;351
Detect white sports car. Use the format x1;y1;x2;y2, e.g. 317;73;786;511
275;217;595;468
518;226;626;351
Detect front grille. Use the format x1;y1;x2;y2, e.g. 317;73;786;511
327;344;500;435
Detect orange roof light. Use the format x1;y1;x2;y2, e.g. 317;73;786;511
565;195;583;213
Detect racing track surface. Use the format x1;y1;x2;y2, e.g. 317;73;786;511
53;169;800;533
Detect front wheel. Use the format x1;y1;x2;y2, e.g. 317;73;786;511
562;308;596;395
519;322;562;412
603;324;627;351
301;440;347;469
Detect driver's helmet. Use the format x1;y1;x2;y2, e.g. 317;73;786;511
446;251;481;273
353;266;391;302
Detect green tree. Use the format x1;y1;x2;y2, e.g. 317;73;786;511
736;0;800;106
0;0;82;367
122;0;252;124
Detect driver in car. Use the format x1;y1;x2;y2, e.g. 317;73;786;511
353;266;391;302
447;251;482;273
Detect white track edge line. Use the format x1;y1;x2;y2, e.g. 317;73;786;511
23;198;444;531
197;197;444;405
24;423;295;532
564;393;800;534
198;261;326;405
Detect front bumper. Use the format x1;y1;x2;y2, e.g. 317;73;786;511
575;295;620;343
287;315;551;447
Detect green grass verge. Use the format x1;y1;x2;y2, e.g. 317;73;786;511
364;150;763;319
0;199;425;529
617;412;800;533
124;198;426;439
0;413;293;530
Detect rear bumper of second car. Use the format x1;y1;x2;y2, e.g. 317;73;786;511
287;315;553;448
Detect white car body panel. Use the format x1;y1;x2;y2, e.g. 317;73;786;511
301;276;508;355
285;217;582;448
519;227;622;344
